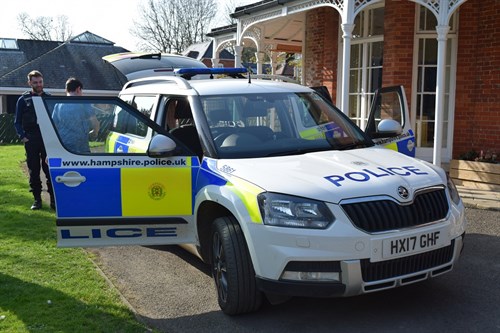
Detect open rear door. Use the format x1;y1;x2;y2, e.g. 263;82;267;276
32;96;198;247
102;52;208;81
365;86;416;157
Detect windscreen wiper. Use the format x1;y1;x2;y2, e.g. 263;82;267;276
337;141;371;150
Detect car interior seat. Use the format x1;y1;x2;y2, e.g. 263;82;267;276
241;101;275;141
169;99;203;158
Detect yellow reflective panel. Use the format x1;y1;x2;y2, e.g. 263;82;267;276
105;132;119;153
383;142;398;152
121;167;192;216
226;177;264;224
299;128;325;140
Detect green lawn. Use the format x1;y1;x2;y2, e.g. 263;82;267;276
0;144;151;332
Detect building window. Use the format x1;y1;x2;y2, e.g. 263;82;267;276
0;38;18;49
348;5;384;129
413;6;457;152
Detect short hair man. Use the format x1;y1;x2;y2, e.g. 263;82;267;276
52;78;100;154
14;70;54;210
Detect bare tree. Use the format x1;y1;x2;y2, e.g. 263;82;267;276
17;12;73;41
220;0;239;26
131;0;217;53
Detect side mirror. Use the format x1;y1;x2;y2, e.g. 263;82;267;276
148;134;177;157
372;119;402;138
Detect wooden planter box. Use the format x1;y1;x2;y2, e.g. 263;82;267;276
450;159;500;191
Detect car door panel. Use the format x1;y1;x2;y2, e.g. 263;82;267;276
32;96;197;247
366;86;416;157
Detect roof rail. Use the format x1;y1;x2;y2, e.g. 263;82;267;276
252;74;299;84
122;75;192;90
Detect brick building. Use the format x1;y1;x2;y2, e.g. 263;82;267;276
207;0;499;166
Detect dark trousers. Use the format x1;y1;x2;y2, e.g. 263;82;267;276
24;137;52;198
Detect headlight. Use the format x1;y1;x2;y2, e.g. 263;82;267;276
446;174;461;205
257;192;335;229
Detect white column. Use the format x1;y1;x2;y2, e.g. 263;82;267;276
270;51;278;75
211;58;220;68
432;24;450;167
255;52;265;74
340;23;355;115
234;45;243;68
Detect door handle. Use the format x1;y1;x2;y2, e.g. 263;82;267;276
55;171;86;187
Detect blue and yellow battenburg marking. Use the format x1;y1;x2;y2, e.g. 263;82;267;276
50;154;263;224
198;159;264;224
50;157;198;218
105;133;149;154
379;129;416;157
299;122;344;140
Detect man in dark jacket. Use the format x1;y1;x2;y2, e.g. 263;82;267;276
14;70;54;210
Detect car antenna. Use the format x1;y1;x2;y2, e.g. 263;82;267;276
248;67;252;84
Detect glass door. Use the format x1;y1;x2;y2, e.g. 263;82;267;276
412;6;458;162
344;5;385;130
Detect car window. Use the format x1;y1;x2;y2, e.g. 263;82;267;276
366;89;403;134
163;97;193;131
133;95;156;120
114;95;156;137
43;96;162;154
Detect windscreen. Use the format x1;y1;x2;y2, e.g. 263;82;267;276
200;92;372;158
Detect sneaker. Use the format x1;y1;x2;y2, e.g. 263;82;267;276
31;199;42;210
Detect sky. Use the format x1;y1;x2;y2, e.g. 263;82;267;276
0;0;254;51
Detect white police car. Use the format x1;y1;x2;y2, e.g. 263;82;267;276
32;67;465;315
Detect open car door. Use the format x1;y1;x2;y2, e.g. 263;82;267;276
32;96;198;247
365;86;416;157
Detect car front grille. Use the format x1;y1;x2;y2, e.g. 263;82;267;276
360;239;455;282
341;189;449;233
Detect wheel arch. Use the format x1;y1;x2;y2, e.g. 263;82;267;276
196;200;232;262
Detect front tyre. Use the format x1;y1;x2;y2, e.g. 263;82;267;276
211;216;262;315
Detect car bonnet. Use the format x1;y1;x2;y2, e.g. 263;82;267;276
211;147;443;204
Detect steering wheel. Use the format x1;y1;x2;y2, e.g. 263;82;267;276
214;132;233;147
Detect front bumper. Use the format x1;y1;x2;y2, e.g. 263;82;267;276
256;234;464;298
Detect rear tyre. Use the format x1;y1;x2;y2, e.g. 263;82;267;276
211;216;262;315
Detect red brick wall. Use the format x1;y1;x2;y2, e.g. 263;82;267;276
382;0;415;109
304;7;339;104
454;0;500;158
304;3;416;107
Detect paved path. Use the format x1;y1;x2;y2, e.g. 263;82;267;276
88;208;500;333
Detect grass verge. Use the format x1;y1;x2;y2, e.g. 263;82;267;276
0;144;151;332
